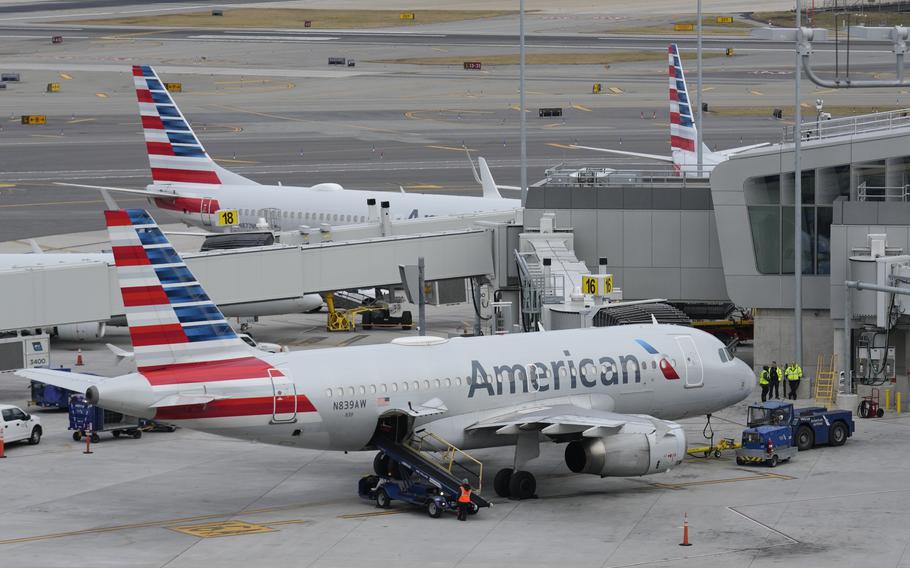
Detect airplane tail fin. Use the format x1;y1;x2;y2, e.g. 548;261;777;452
104;208;254;372
667;45;705;171
133;65;258;187
477;158;503;199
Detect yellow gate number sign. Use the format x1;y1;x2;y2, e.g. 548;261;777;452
216;209;239;226
582;275;613;296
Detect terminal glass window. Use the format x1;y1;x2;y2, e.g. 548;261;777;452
745;174;780;205
781;207;815;275
748;206;780;274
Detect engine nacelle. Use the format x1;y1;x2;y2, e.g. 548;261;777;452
55;322;106;341
564;421;686;477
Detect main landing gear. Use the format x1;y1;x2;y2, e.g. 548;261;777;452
493;430;540;500
493;468;537;500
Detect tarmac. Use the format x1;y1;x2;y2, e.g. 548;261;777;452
3;314;910;567
4;2;910;566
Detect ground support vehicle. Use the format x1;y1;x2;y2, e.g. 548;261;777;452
0;404;42;445
68;394;142;442
737;401;854;462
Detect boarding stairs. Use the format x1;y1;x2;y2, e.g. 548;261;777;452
372;431;490;509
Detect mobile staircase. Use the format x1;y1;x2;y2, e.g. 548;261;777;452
372;430;491;509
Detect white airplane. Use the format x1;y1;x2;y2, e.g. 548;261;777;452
17;208;754;500
571;44;769;178
59;65;519;231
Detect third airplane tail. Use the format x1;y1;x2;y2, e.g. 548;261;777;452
133;65;258;187
667;43;712;175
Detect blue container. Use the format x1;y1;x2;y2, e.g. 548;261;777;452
68;395;104;432
31;380;73;409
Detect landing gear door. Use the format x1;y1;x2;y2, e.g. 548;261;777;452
674;335;704;388
200;197;217;226
269;368;297;424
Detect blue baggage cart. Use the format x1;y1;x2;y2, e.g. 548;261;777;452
68;394;142;442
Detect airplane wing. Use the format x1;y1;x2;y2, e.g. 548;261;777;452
55;182;180;199
570;145;675;163
14;368;102;394
466;403;663;437
715;143;770;158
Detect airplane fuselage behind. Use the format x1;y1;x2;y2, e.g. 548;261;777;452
149;183;520;230
101;325;753;453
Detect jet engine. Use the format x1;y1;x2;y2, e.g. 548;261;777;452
55;322;106;341
564;420;686;477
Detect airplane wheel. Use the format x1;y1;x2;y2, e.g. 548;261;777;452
508;470;536;500
376;488;391;509
877;408;885;418
132;430;142;439
493;468;513;498
373;452;388;476
91;433;101;443
113;430;121;439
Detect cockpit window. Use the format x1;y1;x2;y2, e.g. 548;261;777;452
718;347;734;363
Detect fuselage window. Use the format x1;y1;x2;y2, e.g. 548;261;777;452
412;381;419;391
380;384;387;393
444;378;451;387
358;385;366;395
325;388;332;398
433;379;440;389
455;377;462;386
369;385;377;394
347;387;354;397
391;383;398;392
401;382;408;391
335;388;343;397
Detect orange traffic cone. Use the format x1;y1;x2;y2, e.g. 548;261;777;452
679;512;692;546
83;424;93;455
0;425;6;458
75;349;84;366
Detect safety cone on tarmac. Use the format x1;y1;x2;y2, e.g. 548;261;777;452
75;348;84;366
0;424;6;458
679;512;692;546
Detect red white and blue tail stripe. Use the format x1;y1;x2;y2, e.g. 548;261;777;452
668;44;698;159
105;208;254;372
133;65;257;187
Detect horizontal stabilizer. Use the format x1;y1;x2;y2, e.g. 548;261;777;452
571;145;675;163
55;182;176;199
14;368;102;394
150;393;232;408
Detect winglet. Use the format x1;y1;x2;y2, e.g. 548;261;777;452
477;157;503;199
651;314;659;325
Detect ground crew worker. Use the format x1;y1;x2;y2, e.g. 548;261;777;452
759;366;770;402
769;361;781;400
788;361;802;400
457;479;473;521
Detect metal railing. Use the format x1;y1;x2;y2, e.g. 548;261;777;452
515;250;565;305
787;108;910;143
410;431;484;494
543;165;709;189
856;181;910;202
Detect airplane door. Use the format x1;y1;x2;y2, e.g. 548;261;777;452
269;369;297;424
200;197;217;226
674;336;704;388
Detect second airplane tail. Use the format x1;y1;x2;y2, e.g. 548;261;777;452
668;44;712;172
133;65;258;187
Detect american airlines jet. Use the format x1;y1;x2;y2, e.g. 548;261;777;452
62;65;518;231
18;208;754;501
572;44;768;177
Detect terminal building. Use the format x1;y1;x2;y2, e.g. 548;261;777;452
529;109;910;398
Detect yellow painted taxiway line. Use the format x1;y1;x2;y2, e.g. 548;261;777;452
59;73;72;80
571;103;592;112
95;92;108;98
749;90;764;96
405;184;443;189
0;183;16;188
213;157;258;164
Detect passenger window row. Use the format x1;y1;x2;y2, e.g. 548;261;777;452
326;377;464;398
239;209;367;224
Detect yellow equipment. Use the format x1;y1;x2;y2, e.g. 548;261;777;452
325;292;375;332
686;437;741;458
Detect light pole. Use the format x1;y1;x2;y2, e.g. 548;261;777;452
794;0;804;369
696;0;703;177
519;0;528;206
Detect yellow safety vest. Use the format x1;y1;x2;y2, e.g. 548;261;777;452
759;370;769;385
787;367;800;381
796;365;803;379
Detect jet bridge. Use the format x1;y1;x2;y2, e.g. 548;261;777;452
0;211;516;332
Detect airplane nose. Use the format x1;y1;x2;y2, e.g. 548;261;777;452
739;359;756;394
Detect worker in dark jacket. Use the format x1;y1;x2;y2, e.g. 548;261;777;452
759;366;770;402
769;361;781;400
457;479;473;521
